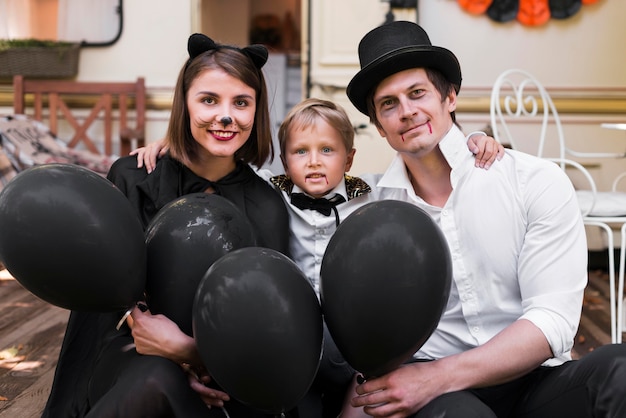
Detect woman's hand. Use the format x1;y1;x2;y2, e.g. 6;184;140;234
467;132;505;170
183;364;231;409
128;305;200;365
129;307;231;408
130;139;168;173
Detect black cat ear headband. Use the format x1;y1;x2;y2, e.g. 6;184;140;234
187;33;268;70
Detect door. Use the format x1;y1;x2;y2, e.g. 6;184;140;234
197;0;303;174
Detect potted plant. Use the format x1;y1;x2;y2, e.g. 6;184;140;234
0;39;81;79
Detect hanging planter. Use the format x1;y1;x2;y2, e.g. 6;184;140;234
0;39;81;79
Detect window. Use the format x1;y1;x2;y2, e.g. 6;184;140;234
0;0;122;46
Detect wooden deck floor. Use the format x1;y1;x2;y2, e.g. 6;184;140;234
0;270;69;418
573;269;617;358
0;269;620;417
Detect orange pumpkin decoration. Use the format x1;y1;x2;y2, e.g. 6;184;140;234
458;0;494;14
518;0;550;26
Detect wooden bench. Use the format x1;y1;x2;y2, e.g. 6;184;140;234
12;75;146;157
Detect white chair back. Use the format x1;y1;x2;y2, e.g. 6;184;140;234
490;68;566;161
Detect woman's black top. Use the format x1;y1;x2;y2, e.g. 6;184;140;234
42;154;290;417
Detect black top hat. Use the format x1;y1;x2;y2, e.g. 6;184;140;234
347;21;462;115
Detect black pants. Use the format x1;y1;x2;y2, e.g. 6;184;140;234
86;334;284;418
415;344;626;418
304;322;356;418
85;322;354;418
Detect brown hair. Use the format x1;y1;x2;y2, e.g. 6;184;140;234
366;68;459;129
277;98;355;158
165;47;273;168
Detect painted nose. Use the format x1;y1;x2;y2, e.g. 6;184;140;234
220;116;232;126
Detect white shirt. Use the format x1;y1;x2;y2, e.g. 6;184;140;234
268;175;379;296
376;125;588;365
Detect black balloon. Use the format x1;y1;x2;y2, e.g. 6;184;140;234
320;200;452;378
487;0;519;22
549;0;582;19
0;163;146;311
193;247;322;414
145;193;256;335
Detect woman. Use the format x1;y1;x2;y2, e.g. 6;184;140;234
43;33;290;418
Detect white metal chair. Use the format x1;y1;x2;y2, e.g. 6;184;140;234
490;68;626;344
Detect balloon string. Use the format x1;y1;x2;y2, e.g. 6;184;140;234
115;302;148;330
115;308;132;330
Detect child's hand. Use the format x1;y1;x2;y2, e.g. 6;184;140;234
467;132;504;170
129;139;169;173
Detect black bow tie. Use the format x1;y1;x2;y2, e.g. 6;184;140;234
290;193;346;216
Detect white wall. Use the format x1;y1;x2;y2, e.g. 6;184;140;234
77;0;192;86
420;1;624;88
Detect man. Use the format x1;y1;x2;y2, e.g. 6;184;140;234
344;20;626;418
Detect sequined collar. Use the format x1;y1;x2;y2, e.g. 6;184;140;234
270;174;371;201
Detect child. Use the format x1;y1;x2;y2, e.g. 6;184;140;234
267;98;377;417
263;97;503;417
268;98;377;296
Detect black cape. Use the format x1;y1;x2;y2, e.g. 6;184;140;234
42;155;290;417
